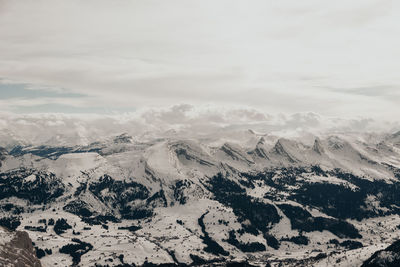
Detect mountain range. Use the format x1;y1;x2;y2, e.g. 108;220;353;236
1;130;400;266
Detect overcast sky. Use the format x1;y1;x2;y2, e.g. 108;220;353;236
0;0;399;119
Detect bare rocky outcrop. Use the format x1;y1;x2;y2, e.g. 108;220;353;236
0;146;7;167
0;227;42;267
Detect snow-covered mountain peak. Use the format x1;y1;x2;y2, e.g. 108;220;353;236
113;133;133;144
0;147;8;162
271;138;302;163
388;130;400;146
312;137;325;155
257;136;266;146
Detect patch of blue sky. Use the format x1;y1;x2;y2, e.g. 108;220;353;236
14;103;135;114
0;82;85;99
0;80;136;113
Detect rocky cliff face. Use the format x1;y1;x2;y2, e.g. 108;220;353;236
0;227;42;267
0;147;7;167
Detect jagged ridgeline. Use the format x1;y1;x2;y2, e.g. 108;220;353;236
0;132;400;266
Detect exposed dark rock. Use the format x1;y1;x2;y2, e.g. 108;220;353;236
114;133;133;144
173;142;214;167
0;228;42;267
272;139;299;163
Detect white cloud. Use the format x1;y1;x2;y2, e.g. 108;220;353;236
0;0;399;118
0;105;398;147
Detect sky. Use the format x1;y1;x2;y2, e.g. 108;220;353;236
0;0;399;120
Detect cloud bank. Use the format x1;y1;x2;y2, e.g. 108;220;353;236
0;105;398;147
0;0;399;118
